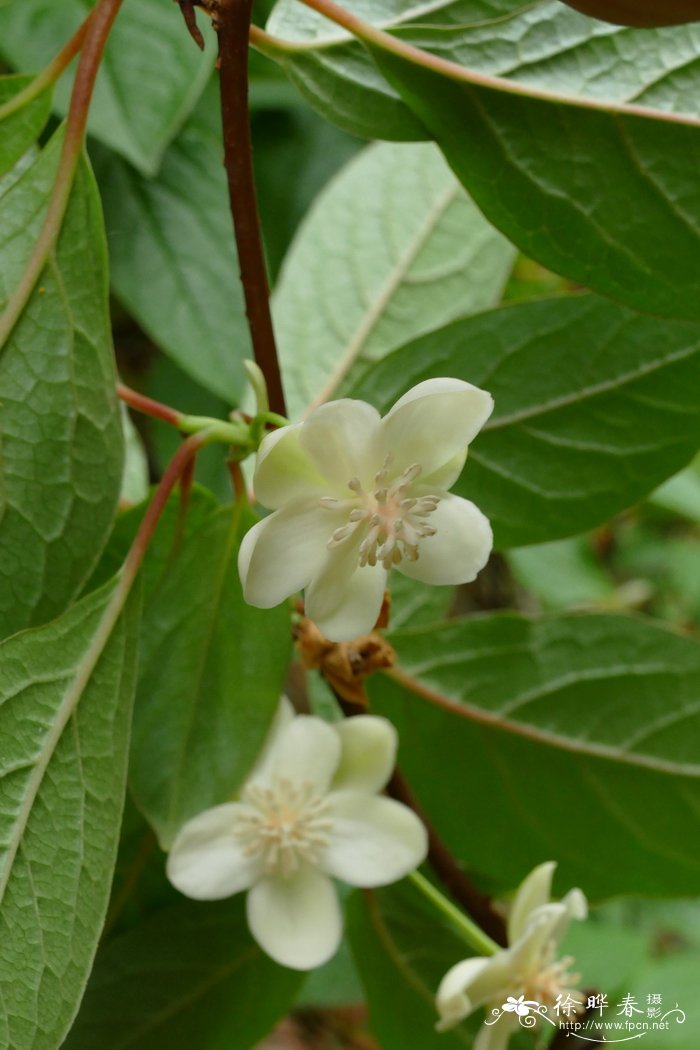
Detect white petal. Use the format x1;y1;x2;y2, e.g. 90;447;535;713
323;792;427;885
166;803;260;900
253;423;328;509
264;715;342;794
474;1014;519;1050
305;540;388;642
562;887;588;923
507;861;555;945
436;955;513;1029
380;378;493;479
423;447;467;490
300;398;383;487
331;716;397;793
247;868;342;970
238;498;344;609
397;491;492;585
509;902;570;974
247;695;296;787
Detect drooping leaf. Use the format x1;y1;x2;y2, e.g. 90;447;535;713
0;579;140;1050
350;295;700;548
265;0;700;139
273;140;515;419
0;129;124;639
264;1;700;320
370;42;700;321
370;612;700;899
0;0;214;174
94;81;250;403
129;503;292;847
0;74;52;177
63;896;304;1049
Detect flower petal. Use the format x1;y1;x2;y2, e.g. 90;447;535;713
509;902;571;974
305;540;388;642
331;716;397;793
396;491;492;585
380;378;493;479
248;695;296;786
323;792;428;885
246;868;342;970
474;1014;519;1050
253;423;328;509
300;398;383;488
264;715;342;794
238;497;344;609
436;955;513;1030
507;861;556;944
166;803;260;900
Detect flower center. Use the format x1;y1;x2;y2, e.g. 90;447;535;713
232;777;333;878
519;953;581;1012
321;456;440;570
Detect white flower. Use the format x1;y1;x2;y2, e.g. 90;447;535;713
436;862;587;1050
166;698;428;970
239;378;493;641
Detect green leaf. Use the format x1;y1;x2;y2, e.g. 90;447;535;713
370;612;700;899
253;102;361;281
350;295;700;548
130;503;292;847
370;42;700;321
0;129;124;639
63;896;304;1049
507;537;616;612
93;81;251;403
0;74;52;177
265;0;700;141
649;461;700;524
346;884;480;1050
0;0;214;175
273;140;515;419
0;578;140;1050
265;1;700;319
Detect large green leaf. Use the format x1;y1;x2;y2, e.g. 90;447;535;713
264;1;700;320
273;140;515;419
0;74;51;177
350;296;700;548
0;129;124;639
265;0;700;138
0;579;140;1050
63;896;304;1049
0;0;214;174
370;612;700;899
130;503;292;847
93;81;250;403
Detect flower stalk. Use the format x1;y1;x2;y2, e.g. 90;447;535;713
409;871;500;957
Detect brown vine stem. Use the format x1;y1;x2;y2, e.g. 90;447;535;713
215;0;287;417
0;0;125;353
0;14;93;122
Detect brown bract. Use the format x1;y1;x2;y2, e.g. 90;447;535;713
559;0;700;25
294;599;395;707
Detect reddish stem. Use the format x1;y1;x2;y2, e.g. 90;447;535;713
122;432;210;585
117;382;183;428
0;0;125;349
215;0;287;417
